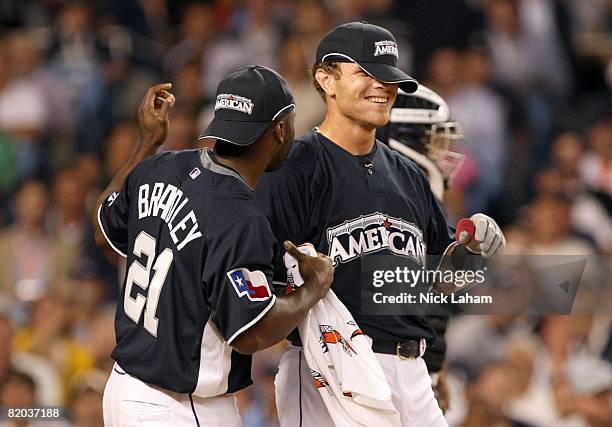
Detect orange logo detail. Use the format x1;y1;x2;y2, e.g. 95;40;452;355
319;325;357;356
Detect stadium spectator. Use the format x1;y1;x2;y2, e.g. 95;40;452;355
0;180;57;311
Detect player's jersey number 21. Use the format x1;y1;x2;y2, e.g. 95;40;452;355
124;231;173;337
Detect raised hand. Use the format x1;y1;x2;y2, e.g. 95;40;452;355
138;83;176;149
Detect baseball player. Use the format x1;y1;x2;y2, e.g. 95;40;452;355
379;84;467;414
92;67;334;426
255;22;506;426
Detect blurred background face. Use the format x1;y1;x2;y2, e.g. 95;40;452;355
6;32;40;78
174;62;203;107
552;132;583;174
53;167;87;217
181;3;212;42
33;296;64;328
281;38;308;81
427;48;461;92
104;122;137;177
462;48;492;86
538;316;575;356
77;154;103;194
529;196;571;242
71;388;104;427
294;0;329;35
14;180;48;229
486;0;519;34
535;169;564;195
472;363;515;410
588;119;612;161
58;1;90;39
0;373;35;407
162;110;196;151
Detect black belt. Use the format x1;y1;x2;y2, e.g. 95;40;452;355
372;339;426;359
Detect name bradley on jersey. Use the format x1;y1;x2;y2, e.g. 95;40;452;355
137;183;202;251
326;212;426;265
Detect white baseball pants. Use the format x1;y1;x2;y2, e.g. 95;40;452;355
103;364;242;427
275;345;448;427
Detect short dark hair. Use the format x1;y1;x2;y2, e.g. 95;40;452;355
311;62;341;101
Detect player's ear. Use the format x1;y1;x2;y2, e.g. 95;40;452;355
315;69;336;98
273;119;284;145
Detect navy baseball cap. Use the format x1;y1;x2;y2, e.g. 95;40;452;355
315;22;418;93
199;65;295;146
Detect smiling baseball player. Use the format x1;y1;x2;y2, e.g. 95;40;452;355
256;22;506;426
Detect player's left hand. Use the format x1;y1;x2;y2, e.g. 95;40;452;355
138;83;176;148
466;213;506;258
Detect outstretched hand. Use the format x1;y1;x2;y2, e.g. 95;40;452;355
138;83;176;149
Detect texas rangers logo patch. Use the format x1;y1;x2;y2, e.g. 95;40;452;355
227;268;272;301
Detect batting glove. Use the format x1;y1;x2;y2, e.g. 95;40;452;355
467;213;506;258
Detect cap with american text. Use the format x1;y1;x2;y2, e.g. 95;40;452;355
199;65;295;146
316;21;418;93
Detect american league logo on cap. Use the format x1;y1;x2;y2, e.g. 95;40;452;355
373;40;398;58
215;93;254;115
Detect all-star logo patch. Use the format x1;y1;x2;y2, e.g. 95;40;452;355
326;212;426;266
373;40;398;58
215;93;254;115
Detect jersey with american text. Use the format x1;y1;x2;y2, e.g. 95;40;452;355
256;131;454;343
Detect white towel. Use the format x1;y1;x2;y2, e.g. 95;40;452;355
285;246;400;427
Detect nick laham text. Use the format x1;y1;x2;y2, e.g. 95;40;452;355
372;292;493;304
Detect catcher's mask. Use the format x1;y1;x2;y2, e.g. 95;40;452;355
385;85;465;184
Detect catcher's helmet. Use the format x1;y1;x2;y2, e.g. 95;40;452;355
381;85;465;199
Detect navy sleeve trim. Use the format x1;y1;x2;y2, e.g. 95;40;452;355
226;295;277;345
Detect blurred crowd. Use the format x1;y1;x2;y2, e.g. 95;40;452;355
0;1;609;426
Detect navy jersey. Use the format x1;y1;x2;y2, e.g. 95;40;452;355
256;131;454;343
97;149;277;397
